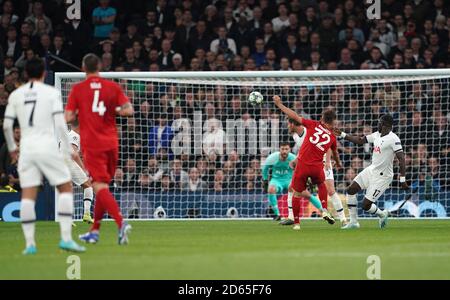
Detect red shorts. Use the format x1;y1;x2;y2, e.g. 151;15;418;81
290;163;325;193
82;148;118;183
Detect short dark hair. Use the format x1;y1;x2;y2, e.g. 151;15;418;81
322;109;337;124
280;141;291;147
82;53;101;73
25;57;45;79
380;114;394;127
287;118;300;126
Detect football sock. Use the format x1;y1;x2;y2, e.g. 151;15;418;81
58;192;74;242
83;187;93;215
91;192;105;232
287;191;294;219
93;188;123;230
268;194;280;216
367;203;385;218
309;194;323;211
21;199;36;248
330;193;346;222
292;196;301;224
347;194;358;223
317;182;328;209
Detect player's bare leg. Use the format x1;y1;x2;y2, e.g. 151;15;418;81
362;198;389;229
81;180;94;224
267;185;281;221
342;181;362;229
325;179;348;226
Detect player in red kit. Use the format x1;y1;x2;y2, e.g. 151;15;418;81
65;54;134;245
273;95;342;230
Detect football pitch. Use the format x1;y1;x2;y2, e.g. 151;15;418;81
1;219;450;280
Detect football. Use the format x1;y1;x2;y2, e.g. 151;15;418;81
248;91;264;105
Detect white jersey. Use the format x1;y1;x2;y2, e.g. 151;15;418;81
366;131;403;177
3;81;71;188
60;129;81;153
292;128;307;154
4;81;64;154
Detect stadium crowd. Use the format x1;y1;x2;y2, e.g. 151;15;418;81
0;0;449;195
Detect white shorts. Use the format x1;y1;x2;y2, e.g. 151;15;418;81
354;167;393;202
66;159;89;186
324;167;334;181
18;151;71;188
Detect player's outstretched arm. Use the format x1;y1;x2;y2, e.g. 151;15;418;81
273;95;303;125
116;102;134;117
334;128;367;145
395;151;409;190
331;148;343;170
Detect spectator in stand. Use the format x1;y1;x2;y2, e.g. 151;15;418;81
170;159;188;190
157;173;175;192
240;167;261;192
182;167;208;192
337;48;357;70
210;26;237;59
338;16;365;46
25;1;53;37
147;157;164;186
187;20;210;59
48;35;72;72
364;47;389;69
251;38;266;67
148;114;174;159
271;3;290;34
279;33;301;62
92;0;117;41
337;167;357;192
212;169;226;192
157;39;175;70
123;158;138;190
3;26;20;62
0;1;18;25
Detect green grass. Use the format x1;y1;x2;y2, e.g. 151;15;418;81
1;219;450;280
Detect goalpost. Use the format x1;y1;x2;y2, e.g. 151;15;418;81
55;69;450;220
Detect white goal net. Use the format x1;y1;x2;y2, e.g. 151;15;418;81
55;70;450;220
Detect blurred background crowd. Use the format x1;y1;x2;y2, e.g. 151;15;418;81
0;0;448;196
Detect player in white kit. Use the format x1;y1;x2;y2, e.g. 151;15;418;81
61;120;94;224
336;114;409;229
323;144;348;226
2;58;85;254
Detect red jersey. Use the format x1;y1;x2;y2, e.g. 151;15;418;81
66;76;129;151
297;119;337;166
